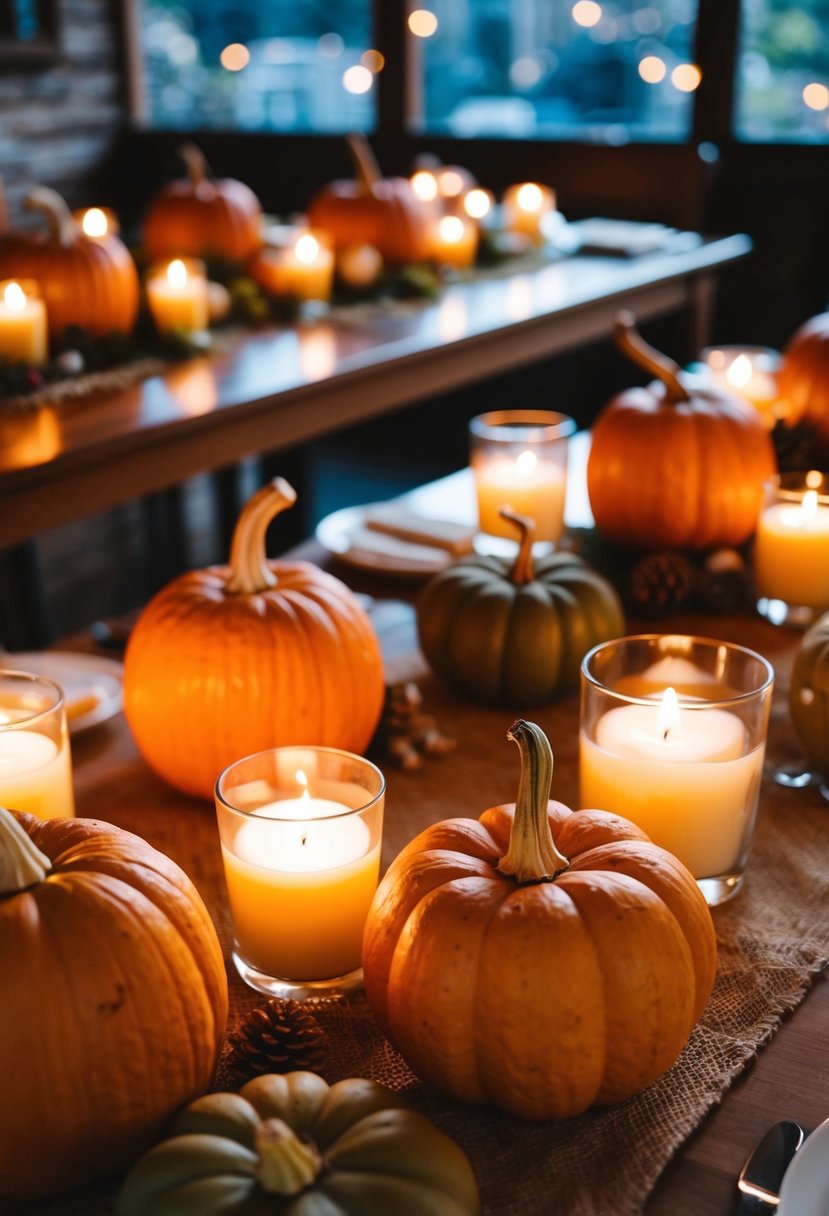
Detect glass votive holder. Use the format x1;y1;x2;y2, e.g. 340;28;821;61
0;670;75;820
215;746;385;1000
469;409;575;552
145;257;209;335
579;635;773;906
701;345;781;425
755;471;829;629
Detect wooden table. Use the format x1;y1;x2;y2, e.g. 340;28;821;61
0;235;750;550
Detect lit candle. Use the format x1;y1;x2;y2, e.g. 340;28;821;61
411;169;439;204
703;346;780;425
253;233;334;302
73;206;120;239
220;770;381;981
474;448;567;542
0;280;48;365
429;214;479;269
145;258;209;335
755;480;829;612
579;686;764;878
502;182;555;246
462;187;494;226
0;709;74;820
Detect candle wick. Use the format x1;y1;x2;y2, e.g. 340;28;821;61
662;727;670;741
300;832;308;847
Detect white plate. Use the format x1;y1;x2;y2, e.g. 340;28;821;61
316;504;458;577
3;652;124;734
778;1116;829;1216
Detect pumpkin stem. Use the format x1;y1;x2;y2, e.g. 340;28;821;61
346;133;382;191
501;508;536;585
0;807;51;894
497;721;569;883
23;186;78;248
225;478;297;595
254;1118;321;1195
614;310;689;405
178;142;212;194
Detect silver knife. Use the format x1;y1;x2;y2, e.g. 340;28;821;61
737;1121;810;1213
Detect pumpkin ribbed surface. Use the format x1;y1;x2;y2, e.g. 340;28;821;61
124;561;385;798
778;311;829;448
0;188;139;339
417;514;624;706
118;1071;480;1216
143;144;262;263
587;313;776;551
0;812;228;1202
363;721;716;1120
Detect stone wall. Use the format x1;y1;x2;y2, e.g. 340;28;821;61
0;0;127;228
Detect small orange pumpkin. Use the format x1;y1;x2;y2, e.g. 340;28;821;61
587;312;777;551
124;478;385;799
0;809;228;1201
777;311;829;454
308;135;433;265
363;720;716;1120
0;186;139;340
143;143;263;264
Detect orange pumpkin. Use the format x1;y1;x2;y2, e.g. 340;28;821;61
124;478;385;799
0;186;139;340
587;312;777;551
308;135;433;265
0;809;228;1201
363;720;716;1120
143;143;263;264
777;311;829;454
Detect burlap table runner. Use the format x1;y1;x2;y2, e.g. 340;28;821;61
3;611;827;1216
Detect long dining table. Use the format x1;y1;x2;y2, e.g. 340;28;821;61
5;469;827;1216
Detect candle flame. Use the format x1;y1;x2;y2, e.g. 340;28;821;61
3;281;26;312
411;170;438;202
82;208;108;238
438;215;464;244
516;183;543;213
801;489;819;521
516;449;537;476
0;710;11;725
656;686;680;741
295;234;320;264
806;469;823;490
464;188;492;219
167;259;188;289
726;354;753;388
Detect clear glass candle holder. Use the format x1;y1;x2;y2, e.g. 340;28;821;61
701;345;780;424
755;471;829;629
0;670;75;820
579;635;773;906
469;409;575;552
215;746;385;1000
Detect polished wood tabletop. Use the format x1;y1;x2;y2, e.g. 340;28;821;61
0;234;750;549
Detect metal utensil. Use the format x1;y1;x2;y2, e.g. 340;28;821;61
737;1121;810;1214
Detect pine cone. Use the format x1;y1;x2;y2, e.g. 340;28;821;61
227;999;328;1082
700;548;751;613
372;681;456;769
628;551;694;615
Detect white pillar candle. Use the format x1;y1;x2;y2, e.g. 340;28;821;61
580;687;764;878
755;488;829;612
146;258;209;335
0;280;48;365
475;448;567;542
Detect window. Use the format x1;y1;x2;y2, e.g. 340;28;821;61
137;1;377;132
412;1;700;142
735;0;829;142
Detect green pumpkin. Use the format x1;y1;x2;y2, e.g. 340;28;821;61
416;509;625;705
789;611;829;776
117;1071;479;1216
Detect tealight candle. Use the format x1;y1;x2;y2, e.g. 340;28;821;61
702;345;781;425
755;472;829;623
253;233;334;302
73;206;120;239
146;258;208;335
469;410;575;545
216;747;385;998
0;671;75;820
0;279;48;365
580;636;773;905
462;187;494;226
502;182;555;246
429;214;479;269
